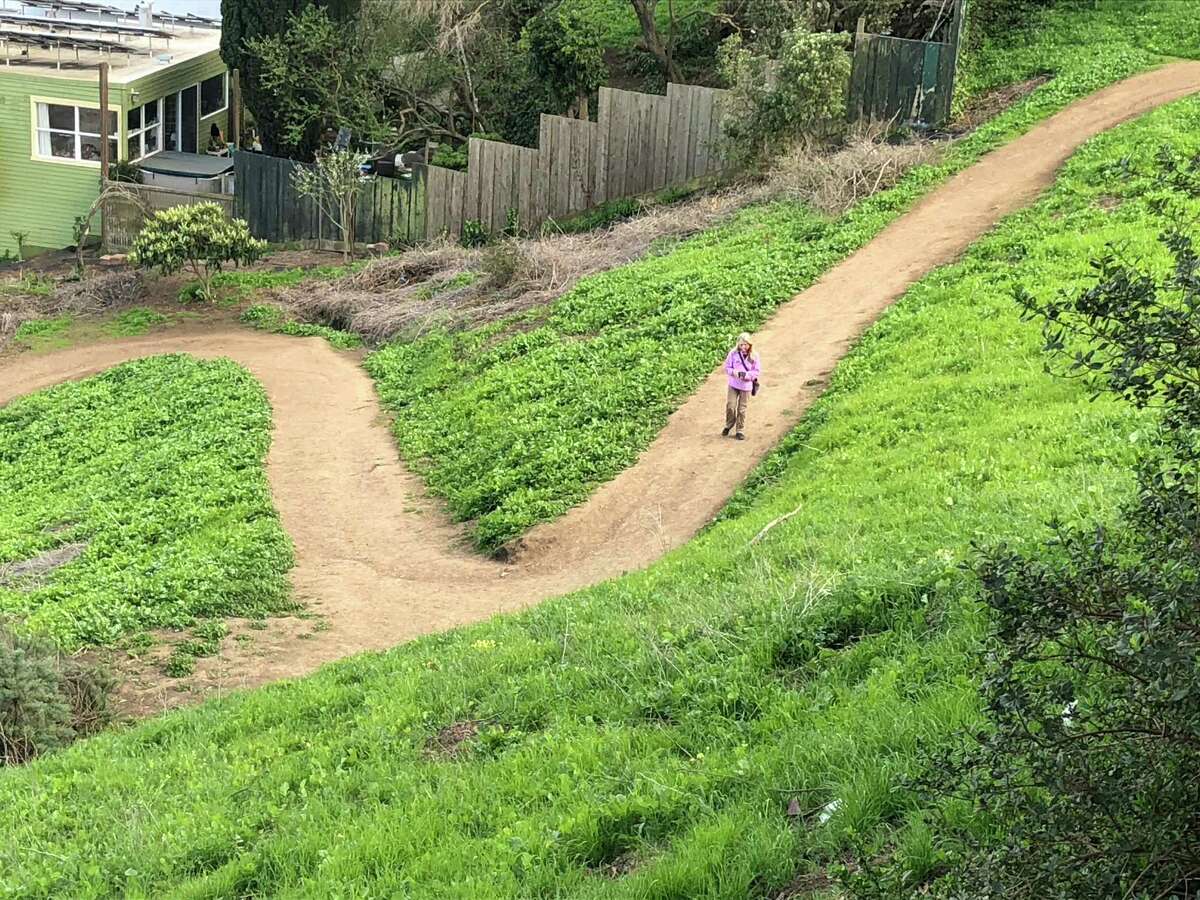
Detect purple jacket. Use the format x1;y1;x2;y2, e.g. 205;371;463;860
725;348;760;392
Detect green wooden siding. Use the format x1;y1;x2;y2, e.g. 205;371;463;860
0;49;227;257
0;71;111;256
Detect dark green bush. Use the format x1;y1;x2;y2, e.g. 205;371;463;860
0;626;114;765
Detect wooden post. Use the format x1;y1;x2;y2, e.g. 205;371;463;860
98;61;110;183
230;68;241;148
945;0;968;113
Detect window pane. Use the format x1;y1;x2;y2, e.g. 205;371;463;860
128;135;140;160
80;107;100;134
200;74;225;117
144;100;159;125
143;125;159;155
80;134;103;161
164;93;178;151
47;104;74;130
109;138;119;162
79;108;117;136
127;106;141;131
49;131;75;159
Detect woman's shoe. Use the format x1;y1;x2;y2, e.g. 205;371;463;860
722;426;732;436
735;432;746;441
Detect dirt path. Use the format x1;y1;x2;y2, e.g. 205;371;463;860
3;63;1199;710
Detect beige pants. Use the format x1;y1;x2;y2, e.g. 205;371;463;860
725;386;750;433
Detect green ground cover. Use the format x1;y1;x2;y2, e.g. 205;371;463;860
0;355;293;648
3;83;1195;899
240;303;364;349
366;0;1200;554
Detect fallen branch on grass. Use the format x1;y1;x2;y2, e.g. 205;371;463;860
748;504;803;546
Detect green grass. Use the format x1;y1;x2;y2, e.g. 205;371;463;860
2;80;1196;900
563;0;716;51
0;355;294;649
960;0;1200;105
103;307;169;336
0;272;55;297
365;1;1200;554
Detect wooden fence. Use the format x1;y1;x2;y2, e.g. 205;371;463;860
234;151;426;248
847;1;965;128
102;183;234;252
425;82;731;239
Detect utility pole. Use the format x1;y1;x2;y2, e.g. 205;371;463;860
99;61;110;184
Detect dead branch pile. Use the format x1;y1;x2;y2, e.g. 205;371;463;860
271;122;942;344
1;271;143;349
766;120;940;216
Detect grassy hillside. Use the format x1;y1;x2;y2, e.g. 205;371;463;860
4;86;1197;898
367;0;1200;554
0;356;293;649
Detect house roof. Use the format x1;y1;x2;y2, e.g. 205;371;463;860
0;0;220;83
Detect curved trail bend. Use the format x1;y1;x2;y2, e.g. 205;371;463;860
4;63;1200;705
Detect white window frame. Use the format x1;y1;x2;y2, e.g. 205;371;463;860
199;72;227;120
30;97;119;168
127;98;164;161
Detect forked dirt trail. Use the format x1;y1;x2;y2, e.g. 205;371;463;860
3;63;1199;709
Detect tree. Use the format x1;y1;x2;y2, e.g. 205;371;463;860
291;148;371;262
629;0;682;84
245;6;387;160
520;5;608;119
130;204;266;301
219;0;362;157
717;25;851;166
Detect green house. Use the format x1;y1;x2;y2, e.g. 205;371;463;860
0;8;228;258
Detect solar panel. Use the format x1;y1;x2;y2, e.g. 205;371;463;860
4;0;219;30
0;26;148;54
0;11;173;38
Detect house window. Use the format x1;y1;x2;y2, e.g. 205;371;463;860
127;99;162;160
199;73;226;118
34;102;117;164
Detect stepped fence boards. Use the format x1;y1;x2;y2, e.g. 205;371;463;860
233;151;426;249
426;82;731;239
847;0;966;128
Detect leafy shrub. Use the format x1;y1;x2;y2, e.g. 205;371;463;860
460;219;489;248
107;159;143;184
130;204;266;302
0;625;113;765
718;25;851;167
430;132;504;172
520;4;607;116
907;227;1200;899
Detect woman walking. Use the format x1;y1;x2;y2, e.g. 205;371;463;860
722;332;760;440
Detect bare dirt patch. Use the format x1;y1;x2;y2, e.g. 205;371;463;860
0;542;86;588
427;720;482;758
954;74;1054;133
590;852;640;879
